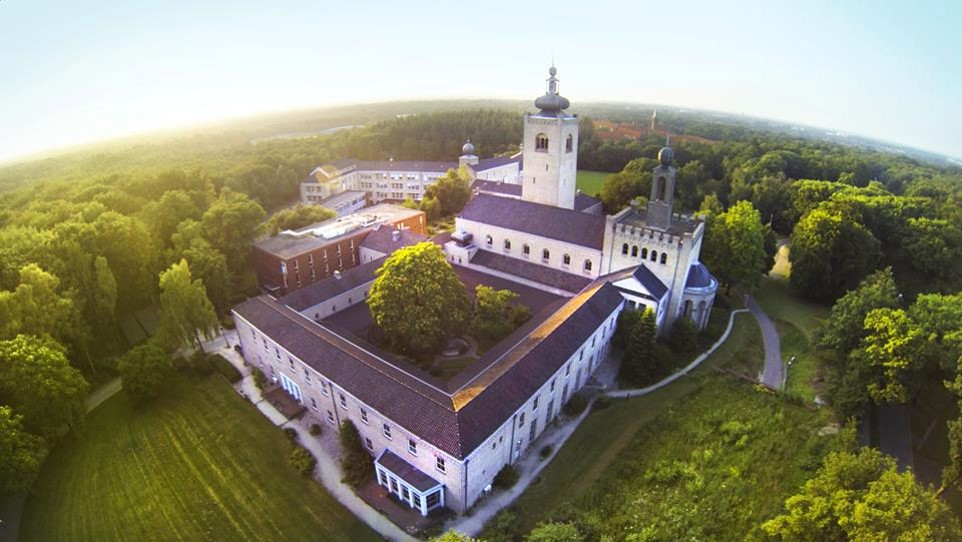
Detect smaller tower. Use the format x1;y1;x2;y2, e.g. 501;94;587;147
459;139;479;167
646;145;676;231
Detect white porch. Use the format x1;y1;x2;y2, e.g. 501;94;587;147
374;450;445;517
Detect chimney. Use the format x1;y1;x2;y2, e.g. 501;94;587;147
333;270;342;280
391;230;401;242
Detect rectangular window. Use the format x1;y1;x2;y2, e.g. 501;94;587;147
287;357;293;369
533;395;539;410
304;369;311;383
565;364;570;376
360;408;369;424
550;378;556;392
365;437;373;451
339;393;347;409
326;410;335;423
518;412;525;426
436;457;446;473
311;397;318;411
408;439;417;455
321;381;329;396
383;423;392;439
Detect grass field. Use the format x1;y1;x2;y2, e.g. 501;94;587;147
576;170;608;196
20;374;378;542
500;312;821;539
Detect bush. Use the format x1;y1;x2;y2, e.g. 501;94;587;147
481;507;522;542
252;367;267;391
283;427;298;441
208;353;242;383
668;318;698;354
539;445;553;460
593;395;612;411
220;316;236;330
493;465;519;490
187;350;215;376
562;394;588;416
288;445;317;476
309;423;322;436
117;342;174;405
339;420;373;488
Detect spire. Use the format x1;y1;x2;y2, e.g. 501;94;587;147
534;65;570;113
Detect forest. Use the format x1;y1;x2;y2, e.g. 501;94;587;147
2;101;962;537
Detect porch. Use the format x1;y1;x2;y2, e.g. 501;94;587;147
263;387;306;420
374;450;445;517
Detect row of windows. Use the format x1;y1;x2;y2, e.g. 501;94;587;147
485;235;593;271
621;243;669;265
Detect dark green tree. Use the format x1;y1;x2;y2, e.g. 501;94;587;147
0;406;47;495
200;188;266;272
423;166;472;216
817;267;899;356
157;259;219;351
620;308;657;386
338;420;372;488
700;201;770;293
117;341;173;404
471;285;531;345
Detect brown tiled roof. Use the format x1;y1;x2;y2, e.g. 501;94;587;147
460;193;606;249
359;226;427;256
233;280;624;459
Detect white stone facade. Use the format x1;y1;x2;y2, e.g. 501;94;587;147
521;113;579;210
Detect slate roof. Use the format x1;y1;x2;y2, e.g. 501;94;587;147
469;250;593;294
232;279;624;459
632;265;669;299
278;257;386;312
376;450;443;492
474;155;522;171
460;193;606;249
359;226;428;256
470;179;522;197
575;193;602;212
686;262;716;289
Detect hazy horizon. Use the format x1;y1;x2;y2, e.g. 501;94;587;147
2;1;960;163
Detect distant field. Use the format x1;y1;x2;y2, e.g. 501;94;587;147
20;374;378;542
576;170;609;196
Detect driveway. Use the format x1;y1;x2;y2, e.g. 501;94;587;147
748;295;784;390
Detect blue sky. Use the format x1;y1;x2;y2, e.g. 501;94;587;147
1;0;960;162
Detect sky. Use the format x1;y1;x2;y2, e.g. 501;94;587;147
1;0;960;163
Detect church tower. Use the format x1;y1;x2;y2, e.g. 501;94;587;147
521;66;578;210
646;145;676;231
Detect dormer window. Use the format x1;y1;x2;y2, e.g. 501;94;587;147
542;249;550;261
535;133;549;152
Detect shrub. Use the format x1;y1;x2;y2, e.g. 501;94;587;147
481;507;522;542
117;342;174;405
208;353;242;383
309;423;322;436
539;445;553;460
593;395;612;411
288;445;317;476
339;420;373;488
187;350;215;376
220;316;236;330
252;367;267;391
283;427;298;441
493;465;519;490
668;318;698;354
562;394;588;416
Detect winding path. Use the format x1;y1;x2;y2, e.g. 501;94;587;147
747;295;784;390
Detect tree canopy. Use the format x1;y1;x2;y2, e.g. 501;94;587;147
700;200;771;293
267;203;336;236
367;242;471;355
157;259;219;351
117;341;174;404
0;406;47;495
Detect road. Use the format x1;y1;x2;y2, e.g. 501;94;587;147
748;295;784;390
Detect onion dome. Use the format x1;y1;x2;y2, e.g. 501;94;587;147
462;139;475;155
658;146;674;167
534;65;570;113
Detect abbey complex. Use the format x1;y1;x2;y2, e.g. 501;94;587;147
232;67;718;515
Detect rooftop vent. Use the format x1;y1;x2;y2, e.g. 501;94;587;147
391;230;401;242
333;270;342;280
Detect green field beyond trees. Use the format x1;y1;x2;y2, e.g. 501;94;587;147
19;374;378;542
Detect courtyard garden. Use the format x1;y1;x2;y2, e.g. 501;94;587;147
18;373;379;542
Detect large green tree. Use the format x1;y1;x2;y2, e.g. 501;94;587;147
367;242;471;355
853;308;928;404
762;448;961;541
471;285;531;345
200;188;266;272
0;406;47;495
338;420;373;489
267;203;336;236
0;335;88;438
157;259;219;351
789;204;880;302
117;341;173;404
0;264;77;344
423;166;471;216
700;201;770;293
817;267;899;356
620;308;658;386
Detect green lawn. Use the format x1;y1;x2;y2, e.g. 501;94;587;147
20;374;379;542
576;170;608;196
501;313;812;538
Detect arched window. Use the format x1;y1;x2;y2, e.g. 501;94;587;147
660;253;667;265
683;300;693;318
622;243;629;255
584;259;593;271
631;245;638;257
641;248;648;259
535;133;549;152
485;234;493;247
565;134;574;153
523;244;530;256
542;248;550;261
504;239;511;250
651;250;658;262
563;253;571;265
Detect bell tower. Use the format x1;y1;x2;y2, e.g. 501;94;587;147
646;145;676;231
521;66;578;210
